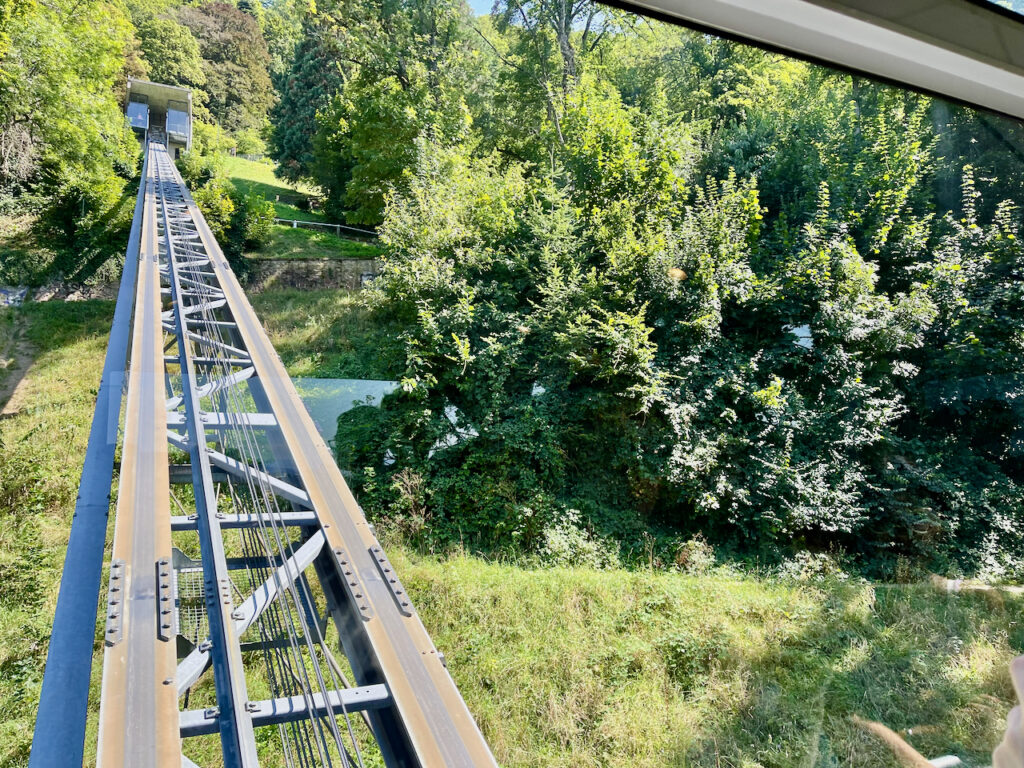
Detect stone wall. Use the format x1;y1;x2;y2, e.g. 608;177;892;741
246;258;380;291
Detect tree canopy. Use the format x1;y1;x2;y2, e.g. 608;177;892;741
289;0;1024;576
178;2;274;133
1;0;1021;576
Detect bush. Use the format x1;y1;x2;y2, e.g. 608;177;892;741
234;128;266;156
674;535;716;574
192;178;235;241
219;190;274;280
233;191;274;249
539;509;622;569
178;151;224;189
192;121;235;156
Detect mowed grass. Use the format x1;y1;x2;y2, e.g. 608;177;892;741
222;156;382;261
222;155;327;223
251;225;382;262
1;295;1020;767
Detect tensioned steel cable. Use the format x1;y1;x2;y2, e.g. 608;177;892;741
160;165;344;768
155;153;338;767
153;144;365;767
179;210;366;768
155;151;327;763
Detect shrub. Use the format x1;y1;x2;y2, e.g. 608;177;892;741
234;128;266;156
192;178;235;241
234;191;274;249
178;151;224;189
674;535;716;574
539;509;622;569
192;121;235;156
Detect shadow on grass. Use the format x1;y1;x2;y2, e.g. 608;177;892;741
249;226;383;261
674;583;1021;767
0;300;115;417
0;181;136;288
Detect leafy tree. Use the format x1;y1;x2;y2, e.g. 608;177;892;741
301;0;473;225
0;0;29;63
474;0;634;163
137;17;207;93
262;0;305;78
0;0;138;213
178;2;274;133
270;14;347;182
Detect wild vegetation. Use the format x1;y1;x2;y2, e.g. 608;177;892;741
236;289;1024;767
266;1;1024;577
1;0;1021;572
1;0;1023;761
2;296;1018;767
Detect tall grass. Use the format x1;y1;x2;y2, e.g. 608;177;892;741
249;288;397;380
0;301;114;766
397;550;1020;767
0;296;1018;768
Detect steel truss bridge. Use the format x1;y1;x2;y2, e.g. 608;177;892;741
29;139;497;768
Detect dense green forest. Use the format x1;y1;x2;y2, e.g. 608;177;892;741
1;0;1022;578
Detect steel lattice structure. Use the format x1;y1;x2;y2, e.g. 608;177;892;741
30;138;498;768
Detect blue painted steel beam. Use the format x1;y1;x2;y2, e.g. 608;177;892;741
29;147;150;768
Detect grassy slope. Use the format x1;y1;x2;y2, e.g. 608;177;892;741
0;308;20;397
248;288;396;379
395;552;1020;767
0;301;115;766
222;155;326;223
222;156;383;261
0;293;1019;767
254;226;382;261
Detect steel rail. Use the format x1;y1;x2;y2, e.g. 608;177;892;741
95;142;179;767
35;138;497;768
178;137;499;768
156;144;260;767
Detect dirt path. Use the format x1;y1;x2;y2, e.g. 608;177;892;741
0;310;34;415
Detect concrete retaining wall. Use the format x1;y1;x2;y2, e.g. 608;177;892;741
247;258;379;291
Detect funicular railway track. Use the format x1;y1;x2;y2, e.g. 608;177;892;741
29;139;498;768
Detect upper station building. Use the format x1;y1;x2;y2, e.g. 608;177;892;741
125;78;192;156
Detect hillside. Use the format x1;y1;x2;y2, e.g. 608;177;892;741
2;0;1024;763
0;296;1020;767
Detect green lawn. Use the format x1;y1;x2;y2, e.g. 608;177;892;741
249;225;382;262
222;155;328;223
0;295;1019;768
222;156;382;261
